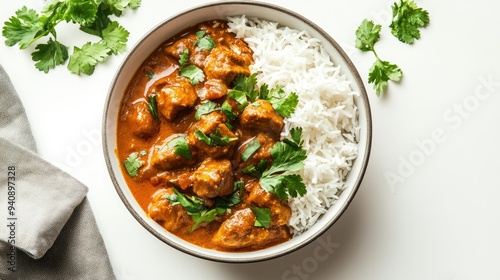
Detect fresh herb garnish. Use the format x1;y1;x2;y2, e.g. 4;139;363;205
124;152;144;177
194;101;219;120
221;101;237;120
242;160;269;178
355;0;428;96
230;74;298;117
179;65;205;85
147;71;154;79
266;86;299;118
147;94;159;120
241;139;261;162
259;127;307;200
179;48;190;67
390;0;430;44
355;19;403;96
227;89;249;112
177;48;204;85
194;30;216;51
167;135;192;160
167;187;241;232
194;129;238;146
250;206;271;228
2;0;140;74
234;181;245;198
233;73;258;102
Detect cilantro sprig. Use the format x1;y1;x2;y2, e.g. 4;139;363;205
355;19;403;96
259;127;307;200
178;49;205;85
228;74;299;118
194;129;238;146
251;206;271;228
390;0;430;44
241;139;261;162
355;0;429;96
194;101;219;120
147;94;159;120
194;30;216;51
2;0;141;75
167;135;192;160
123;150;146;177
167;186;241;232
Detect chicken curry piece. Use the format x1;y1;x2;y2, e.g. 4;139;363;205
117;20;295;251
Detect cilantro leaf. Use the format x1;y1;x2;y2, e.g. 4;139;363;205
179;65;204;85
168;187;241;232
78;7;112;37
65;0;98;26
147;94;159;120
242;160;269;178
227;89;249;111
107;0;135;16
67;41;110;75
190;209;218;232
31;37;69;73
179;48;189;66
281;174;307;198
215;191;242;209
177;47;205;85
147;71;154;79
241;139;261;162
194;32;216;51
195;101;219;120
242;164;261;178
268;88;299;118
195;129;238;146
368;58;403;96
355;19;381;52
168;188;204;213
390;0;430;44
167;135;193;160
221;100;237;120
101;21;129;54
124;152;143;177
259;128;307;200
233;73;258;102
2;7;45;49
290;127;304;148
128;0;142;10
250;207;271;228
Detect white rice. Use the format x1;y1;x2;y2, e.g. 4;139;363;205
227;16;360;236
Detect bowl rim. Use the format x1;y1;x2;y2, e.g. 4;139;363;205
102;0;372;263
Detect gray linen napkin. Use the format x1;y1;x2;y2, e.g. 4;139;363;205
0;65;115;279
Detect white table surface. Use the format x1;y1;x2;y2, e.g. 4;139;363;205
2;0;500;279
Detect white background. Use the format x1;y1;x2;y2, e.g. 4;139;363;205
1;0;500;279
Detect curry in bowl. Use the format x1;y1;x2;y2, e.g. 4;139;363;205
114;14;363;253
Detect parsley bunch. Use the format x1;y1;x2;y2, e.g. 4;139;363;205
2;0;141;75
355;0;429;96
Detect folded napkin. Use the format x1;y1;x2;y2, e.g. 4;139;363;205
0;65;115;279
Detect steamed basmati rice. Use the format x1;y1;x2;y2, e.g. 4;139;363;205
227;16;360;236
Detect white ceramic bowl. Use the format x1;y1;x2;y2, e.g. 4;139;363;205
103;0;372;263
